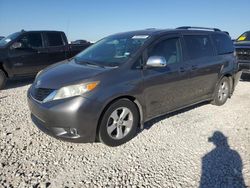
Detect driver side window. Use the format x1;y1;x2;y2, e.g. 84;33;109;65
18;33;43;48
149;38;182;65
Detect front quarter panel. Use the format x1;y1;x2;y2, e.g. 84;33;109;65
83;67;145;121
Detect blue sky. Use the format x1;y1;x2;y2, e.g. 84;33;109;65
0;0;249;41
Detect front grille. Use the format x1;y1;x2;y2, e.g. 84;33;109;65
236;48;250;61
33;88;55;102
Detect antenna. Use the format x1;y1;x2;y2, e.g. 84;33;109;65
66;17;71;41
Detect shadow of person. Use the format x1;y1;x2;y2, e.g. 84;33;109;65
200;131;246;188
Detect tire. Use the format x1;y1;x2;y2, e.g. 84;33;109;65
0;69;7;90
211;77;230;106
98;99;139;147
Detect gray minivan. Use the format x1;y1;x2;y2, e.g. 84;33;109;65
28;27;241;146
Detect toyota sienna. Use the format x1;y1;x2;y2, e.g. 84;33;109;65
28;27;242;146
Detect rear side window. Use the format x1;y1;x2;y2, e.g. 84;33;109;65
46;33;64;46
149;38;182;65
212;33;234;55
18;33;43;48
184;35;214;60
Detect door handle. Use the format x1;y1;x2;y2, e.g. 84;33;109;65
14;63;23;67
37;50;45;54
37;49;48;54
191;65;198;70
179;67;186;73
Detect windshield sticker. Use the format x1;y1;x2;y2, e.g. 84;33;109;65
124;52;130;56
5;38;11;43
238;36;246;41
132;35;149;39
107;40;119;45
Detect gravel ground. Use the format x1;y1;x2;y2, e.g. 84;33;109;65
0;77;249;188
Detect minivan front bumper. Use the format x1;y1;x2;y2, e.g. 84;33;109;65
27;89;102;143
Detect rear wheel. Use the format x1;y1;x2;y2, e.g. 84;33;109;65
212;77;230;106
98;99;139;147
0;69;7;90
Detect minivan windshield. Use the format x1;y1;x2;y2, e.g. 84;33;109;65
75;34;149;67
237;31;250;42
0;32;21;47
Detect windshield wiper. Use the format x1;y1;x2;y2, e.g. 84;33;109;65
86;61;106;68
75;59;106;68
75;58;119;68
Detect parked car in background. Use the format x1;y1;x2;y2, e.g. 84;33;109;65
28;27;241;146
234;31;250;75
71;39;92;45
0;30;92;89
0;36;4;40
70;40;92;56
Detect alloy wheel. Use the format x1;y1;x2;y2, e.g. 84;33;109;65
218;81;229;101
106;107;134;140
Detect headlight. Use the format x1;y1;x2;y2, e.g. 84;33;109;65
43;81;99;102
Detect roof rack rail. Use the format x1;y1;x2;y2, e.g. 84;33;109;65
176;26;221;32
145;28;157;30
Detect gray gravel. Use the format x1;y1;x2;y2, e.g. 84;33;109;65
0;78;249;188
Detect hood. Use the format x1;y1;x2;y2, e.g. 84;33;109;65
35;59;113;89
234;41;250;48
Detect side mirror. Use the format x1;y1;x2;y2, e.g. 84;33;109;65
146;56;167;68
11;42;22;49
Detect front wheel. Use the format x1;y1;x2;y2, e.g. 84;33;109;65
0;69;7;90
98;99;139;147
211;77;230;106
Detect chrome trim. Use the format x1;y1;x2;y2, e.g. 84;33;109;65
30;93;43;104
146;56;167;68
235;45;250;49
29;90;57;104
43;90;57;103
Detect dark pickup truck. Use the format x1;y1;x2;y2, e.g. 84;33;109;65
0;30;91;89
234;31;250;75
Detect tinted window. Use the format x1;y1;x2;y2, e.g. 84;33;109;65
18;33;43;48
212;34;234;55
149;38;182;65
184;35;213;59
47;33;64;46
0;32;21;47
